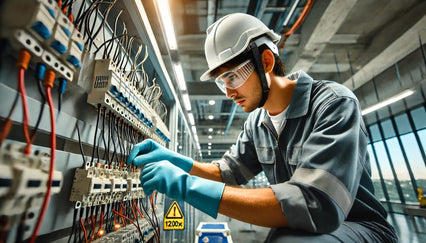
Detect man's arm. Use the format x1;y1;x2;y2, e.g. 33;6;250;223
219;186;288;228
189;161;288;228
189;160;223;182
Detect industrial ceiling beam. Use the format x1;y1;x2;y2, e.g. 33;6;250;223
343;15;426;91
289;0;358;73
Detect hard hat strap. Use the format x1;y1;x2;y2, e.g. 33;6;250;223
249;42;269;108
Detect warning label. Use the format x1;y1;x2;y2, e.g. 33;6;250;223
164;201;184;230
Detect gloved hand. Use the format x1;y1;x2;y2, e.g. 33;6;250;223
127;139;193;173
141;160;225;218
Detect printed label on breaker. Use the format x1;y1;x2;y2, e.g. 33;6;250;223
164;201;184;230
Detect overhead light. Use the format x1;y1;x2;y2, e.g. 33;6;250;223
208;135;212;139
208;151;211;156
209;100;216;105
194;134;199;142
173;63;187;91
208;142;212;146
208;146;211;149
156;0;177;49
183;93;192;111
208;115;214;120
191;125;197;135
208;128;213;132
188;112;195;125
361;89;415;116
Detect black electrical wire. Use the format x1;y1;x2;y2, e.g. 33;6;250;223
15;212;26;243
101;107;108;161
150;194;160;242
139;198;157;240
5;91;19;122
110;115;118;164
106;111;112;165
75;122;86;166
30;78;46;141
67;208;79;243
116;119;124;164
91;104;101;163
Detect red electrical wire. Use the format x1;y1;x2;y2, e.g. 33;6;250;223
29;80;56;243
279;0;315;51
111;209;144;239
1;49;31;148
80;217;88;243
96;211;105;239
90;215;96;242
133;199;144;219
18;67;32;155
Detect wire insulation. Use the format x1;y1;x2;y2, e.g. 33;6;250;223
29;84;56;243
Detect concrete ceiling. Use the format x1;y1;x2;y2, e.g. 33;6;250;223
146;0;426;161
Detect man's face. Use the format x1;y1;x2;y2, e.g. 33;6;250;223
215;64;262;113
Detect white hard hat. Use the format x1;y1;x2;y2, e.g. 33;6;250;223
200;13;281;81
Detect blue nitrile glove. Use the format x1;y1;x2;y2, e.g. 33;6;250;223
141;160;225;218
127;139;194;173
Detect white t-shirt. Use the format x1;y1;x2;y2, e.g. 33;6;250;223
267;108;287;134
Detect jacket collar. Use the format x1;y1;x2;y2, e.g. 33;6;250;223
258;70;313;127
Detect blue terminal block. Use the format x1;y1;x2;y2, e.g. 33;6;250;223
61;26;71;37
66;55;81;69
50;40;67;54
116;92;124;102
31;21;52;40
109;85;119;96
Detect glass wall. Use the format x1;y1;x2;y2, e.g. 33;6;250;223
367;105;426;213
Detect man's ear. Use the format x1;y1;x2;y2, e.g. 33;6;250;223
261;49;275;74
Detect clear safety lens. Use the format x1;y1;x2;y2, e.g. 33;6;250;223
215;60;254;93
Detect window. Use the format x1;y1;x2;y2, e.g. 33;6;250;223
395;113;412;135
372;141;401;203
368;145;385;201
410;106;426;130
385;138;416;203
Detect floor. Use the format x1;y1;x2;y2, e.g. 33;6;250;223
199;213;426;242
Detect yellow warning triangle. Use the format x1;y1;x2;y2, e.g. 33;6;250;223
165;201;184;219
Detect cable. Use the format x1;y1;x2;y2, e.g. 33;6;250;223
91;104;101;163
80;217;88;243
30;63;47;142
101;107;108;161
58;78;67;112
111;209;144;239
29;70;56;243
0;91;18;147
15;49;32;154
76;122;87;166
279;0;315;51
68;208;79;243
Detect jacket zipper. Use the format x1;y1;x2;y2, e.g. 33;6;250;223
262;120;292;180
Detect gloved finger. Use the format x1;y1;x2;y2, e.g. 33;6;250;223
132;151;162;166
142;183;154;197
142;177;164;195
127;139;156;164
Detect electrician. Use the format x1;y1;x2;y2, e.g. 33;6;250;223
128;13;397;242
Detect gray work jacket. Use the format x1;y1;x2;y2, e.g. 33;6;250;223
214;71;389;233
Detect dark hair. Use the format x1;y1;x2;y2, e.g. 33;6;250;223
210;43;286;77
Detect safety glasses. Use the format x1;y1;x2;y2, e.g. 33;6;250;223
215;60;254;93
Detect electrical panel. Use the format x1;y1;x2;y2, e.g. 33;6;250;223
0;0;170;242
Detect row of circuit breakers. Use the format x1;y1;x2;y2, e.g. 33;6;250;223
0;0;170;242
